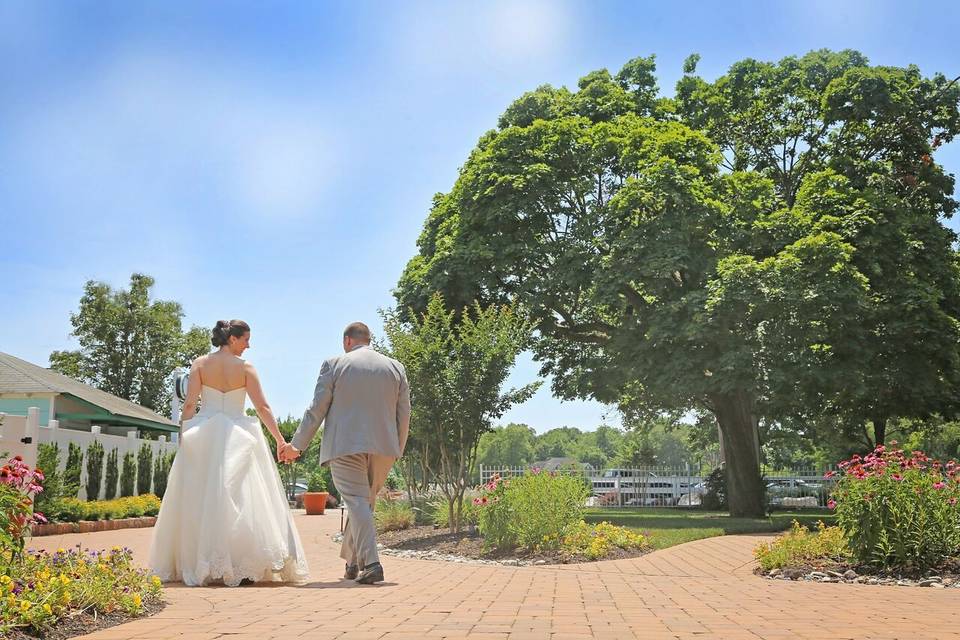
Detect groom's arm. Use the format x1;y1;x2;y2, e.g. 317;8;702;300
291;359;335;452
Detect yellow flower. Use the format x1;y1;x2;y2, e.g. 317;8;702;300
132;594;142;608
20;600;31;612
57;548;65;554
151;576;162;587
0;575;11;585
60;592;72;605
43;604;52;614
59;574;70;586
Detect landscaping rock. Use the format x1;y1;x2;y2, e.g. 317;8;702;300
843;570;858;580
918;579;941;587
782;568;804;580
768;568;782;578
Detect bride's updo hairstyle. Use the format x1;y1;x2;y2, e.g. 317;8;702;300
211;319;251;347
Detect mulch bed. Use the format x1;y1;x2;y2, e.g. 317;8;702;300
757;557;960;588
6;599;166;640
378;525;648;565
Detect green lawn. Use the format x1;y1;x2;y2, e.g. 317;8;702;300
584;507;837;550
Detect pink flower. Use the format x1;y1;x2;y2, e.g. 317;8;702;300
933;482;946;490
892;474;903;482
823;470;836;479
827;499;837;510
949;498;957;506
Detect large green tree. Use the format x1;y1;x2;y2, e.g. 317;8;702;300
476;423;537;469
396;50;960;517
50;273;209;414
382;294;540;530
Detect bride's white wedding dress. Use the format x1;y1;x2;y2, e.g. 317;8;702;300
149;385;309;586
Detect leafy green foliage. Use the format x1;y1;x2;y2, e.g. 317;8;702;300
374;498;415;533
136;445;152;496
49;273;209;414
84;441;105;501
475;471;588;551
382;294;539;531
754;520;848;571
104;448;119;500
63;443;82;499
561;520;648;559
832;445;960;570
119;452;136;498
396;50;960;517
701;466;727;510
152;451;174;499
306;469;327;493
33;444;62;514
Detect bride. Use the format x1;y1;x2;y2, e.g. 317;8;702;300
149;319;309;586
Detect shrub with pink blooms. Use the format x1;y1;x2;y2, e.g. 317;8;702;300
0;456;47;565
830;444;960;570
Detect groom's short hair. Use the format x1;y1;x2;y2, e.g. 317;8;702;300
344;322;371;343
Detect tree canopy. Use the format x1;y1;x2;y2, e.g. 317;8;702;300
396;50;960;516
50;274;209;414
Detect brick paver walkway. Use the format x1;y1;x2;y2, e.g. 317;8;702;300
29;512;958;640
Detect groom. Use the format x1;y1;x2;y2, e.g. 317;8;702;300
280;322;410;584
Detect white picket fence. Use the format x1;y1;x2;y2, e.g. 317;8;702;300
0;406;179;500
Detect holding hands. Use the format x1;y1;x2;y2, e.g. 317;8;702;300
277;442;301;463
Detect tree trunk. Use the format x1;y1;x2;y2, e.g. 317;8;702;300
872;416;887;446
710;390;765;518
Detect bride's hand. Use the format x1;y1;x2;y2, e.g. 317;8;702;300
276;441;289;463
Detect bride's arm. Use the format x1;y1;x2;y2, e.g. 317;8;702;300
245;362;285;447
179;358;203;424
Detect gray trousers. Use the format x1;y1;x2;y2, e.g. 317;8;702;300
329;453;394;568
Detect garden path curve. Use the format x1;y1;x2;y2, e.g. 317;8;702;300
28;512;959;640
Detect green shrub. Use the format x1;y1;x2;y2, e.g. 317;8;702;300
136;444;153;495
831;445;960;570
104;448;119;500
120;452;136;498
476;470;588;550
46;497;86;523
429;490;480;529
85;440;105;501
561;521;649;559
375;498;414;532
63;443;83;499
0;545;163;635
754;520;848;571
153;451;174;499
701;466;727;510
34;443;62;513
307;469;327;492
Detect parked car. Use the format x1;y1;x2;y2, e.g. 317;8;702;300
766;478;825;505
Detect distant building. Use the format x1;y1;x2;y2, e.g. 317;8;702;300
0;352;178;435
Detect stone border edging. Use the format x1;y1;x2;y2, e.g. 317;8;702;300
31;516;157;537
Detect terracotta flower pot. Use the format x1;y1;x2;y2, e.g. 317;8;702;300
303;492;328;515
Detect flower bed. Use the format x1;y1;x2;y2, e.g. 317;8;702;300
1;455;166;639
2;546;164;638
379;470;649;563
754;444;960;587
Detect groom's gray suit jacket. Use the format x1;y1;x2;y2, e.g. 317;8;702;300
291;345;411;465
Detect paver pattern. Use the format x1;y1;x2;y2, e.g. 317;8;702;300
28;512;959;640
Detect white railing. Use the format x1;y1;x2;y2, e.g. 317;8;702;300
480;463;837;508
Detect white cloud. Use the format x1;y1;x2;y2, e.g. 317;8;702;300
11;48;338;225
387;0;572;76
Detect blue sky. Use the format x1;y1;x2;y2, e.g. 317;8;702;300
2;1;959;432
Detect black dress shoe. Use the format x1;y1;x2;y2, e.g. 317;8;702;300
355;562;384;584
344;563;359;580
